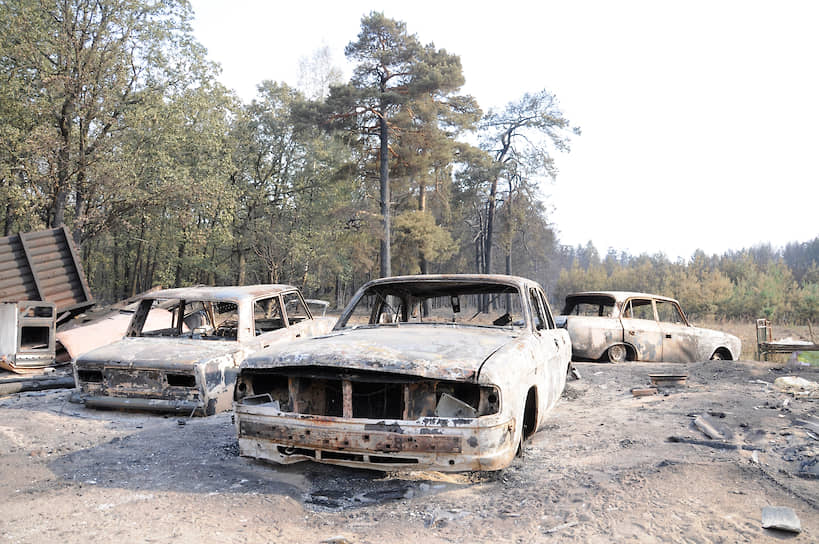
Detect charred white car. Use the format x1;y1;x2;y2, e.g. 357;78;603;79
233;274;572;471
72;285;333;415
555;291;741;363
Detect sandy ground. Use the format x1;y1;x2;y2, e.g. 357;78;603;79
0;359;817;543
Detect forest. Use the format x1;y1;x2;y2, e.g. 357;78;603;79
1;1;817;323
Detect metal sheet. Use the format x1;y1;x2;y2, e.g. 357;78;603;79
0;227;93;315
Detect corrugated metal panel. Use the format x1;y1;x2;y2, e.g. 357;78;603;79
0;226;93;314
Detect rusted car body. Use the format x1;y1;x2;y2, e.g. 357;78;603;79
555;291;741;363
233;274;572;472
72;285;333;415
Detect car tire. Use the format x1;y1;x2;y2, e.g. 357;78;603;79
606;344;627;363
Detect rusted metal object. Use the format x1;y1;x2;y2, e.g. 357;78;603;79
234;274;572;472
0;227;95;372
0;227;93;319
555;291;741;363
71;285;333;416
755;318;819;361
630;387;658;397
0;301;58;373
648;373;688;386
0;370;75;396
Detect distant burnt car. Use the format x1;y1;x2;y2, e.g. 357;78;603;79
555;291;741;363
233;274;572;472
71;285;333;415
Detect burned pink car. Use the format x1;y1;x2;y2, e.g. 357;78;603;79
233;274;572;472
555;291;741;363
71;285;333;415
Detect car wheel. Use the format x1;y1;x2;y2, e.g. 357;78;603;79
607;344;627;363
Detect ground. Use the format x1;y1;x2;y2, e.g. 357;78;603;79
0;359;816;543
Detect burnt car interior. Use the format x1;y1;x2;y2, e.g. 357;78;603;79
124;294;303;341
127;298;243;340
338;281;524;329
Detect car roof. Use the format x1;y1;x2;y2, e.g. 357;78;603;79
140;284;298;302
362;274;539;291
566;291;680;304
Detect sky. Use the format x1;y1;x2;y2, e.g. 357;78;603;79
189;0;818;261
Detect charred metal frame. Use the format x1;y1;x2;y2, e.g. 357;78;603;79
72;285;333;416
557;291;741;363
234;274;572;471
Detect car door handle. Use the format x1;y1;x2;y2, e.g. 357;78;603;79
665;334;672;339
554;338;560;349
296;333;302;338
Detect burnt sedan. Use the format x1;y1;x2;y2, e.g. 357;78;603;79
233;274;572;472
555;291;741;363
71;285;333;415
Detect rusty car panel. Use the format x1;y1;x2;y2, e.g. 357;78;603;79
71;285;333;415
555;291;741;363
234;274;572;471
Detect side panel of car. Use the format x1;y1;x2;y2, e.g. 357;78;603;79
566;316;624;360
620;298;663;361
657;321;698;363
531;287;570;420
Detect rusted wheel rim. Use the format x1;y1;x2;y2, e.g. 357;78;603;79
607;344;626;363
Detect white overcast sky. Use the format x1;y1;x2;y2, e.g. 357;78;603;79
189;0;818;260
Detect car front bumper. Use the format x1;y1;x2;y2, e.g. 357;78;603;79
234;404;518;472
70;392;206;415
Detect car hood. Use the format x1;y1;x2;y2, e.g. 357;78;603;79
241;325;520;382
75;337;244;371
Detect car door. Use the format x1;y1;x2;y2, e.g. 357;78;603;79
620;298;663;361
529;288;567;412
655;300;698;363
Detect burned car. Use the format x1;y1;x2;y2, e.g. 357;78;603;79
72;285;333;415
233;274;572;471
555;291;741;363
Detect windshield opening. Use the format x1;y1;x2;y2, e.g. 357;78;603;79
337;282;525;329
129;298;240;340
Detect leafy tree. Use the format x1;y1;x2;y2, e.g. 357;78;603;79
478;90;578;274
0;0;206;245
392;210;455;274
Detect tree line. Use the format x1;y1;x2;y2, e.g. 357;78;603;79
554;239;819;324
1;2;816;324
0;2;576;307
